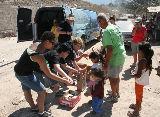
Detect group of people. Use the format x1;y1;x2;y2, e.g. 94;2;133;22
14;13;154;117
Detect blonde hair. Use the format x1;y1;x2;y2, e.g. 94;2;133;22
72;37;84;48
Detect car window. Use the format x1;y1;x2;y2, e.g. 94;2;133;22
74;9;90;24
83;10;98;28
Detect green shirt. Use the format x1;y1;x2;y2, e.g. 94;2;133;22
102;24;126;66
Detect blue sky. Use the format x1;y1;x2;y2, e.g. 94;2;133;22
83;0;116;5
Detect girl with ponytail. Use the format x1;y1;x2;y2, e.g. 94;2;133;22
128;43;154;117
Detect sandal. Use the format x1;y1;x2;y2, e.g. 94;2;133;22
129;104;136;109
55;90;65;97
31;105;38;112
106;90;112;95
106;95;118;103
68;90;78;96
127;111;140;117
38;111;52;117
129;104;141;110
88;100;92;105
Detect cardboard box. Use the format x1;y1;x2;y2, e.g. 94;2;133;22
76;74;86;92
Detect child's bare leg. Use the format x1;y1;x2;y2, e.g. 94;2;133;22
135;101;141;112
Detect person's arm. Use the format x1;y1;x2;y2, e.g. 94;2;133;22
143;28;148;42
132;59;147;78
72;60;82;71
61;63;78;73
103;45;113;70
102;30;113;71
31;55;73;85
75;53;88;62
54;64;72;79
97;29;103;41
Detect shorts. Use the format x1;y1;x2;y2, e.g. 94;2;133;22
34;72;58;88
131;42;139;54
15;73;45;92
107;65;123;78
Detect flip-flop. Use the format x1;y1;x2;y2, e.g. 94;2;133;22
129;104;136;109
69;90;78;96
127;111;140;117
31;105;38;112
129;104;141;110
31;108;39;112
55;90;65;97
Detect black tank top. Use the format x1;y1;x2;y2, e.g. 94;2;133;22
14;49;40;76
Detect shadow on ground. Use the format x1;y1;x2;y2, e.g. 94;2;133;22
71;94;115;117
8;88;70;117
8;107;39;117
122;66;135;81
125;45;132;56
154;67;160;77
71;101;92;117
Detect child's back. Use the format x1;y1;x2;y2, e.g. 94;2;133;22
135;58;150;86
91;79;104;99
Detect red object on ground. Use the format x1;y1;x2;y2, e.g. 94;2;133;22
59;92;81;108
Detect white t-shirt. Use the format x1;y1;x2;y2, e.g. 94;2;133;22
135;64;149;86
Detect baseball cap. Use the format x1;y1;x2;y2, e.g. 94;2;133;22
135;17;142;23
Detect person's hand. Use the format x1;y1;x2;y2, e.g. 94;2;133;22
63;77;73;85
97;36;102;41
66;76;73;83
82;53;89;59
78;68;86;75
84;88;91;97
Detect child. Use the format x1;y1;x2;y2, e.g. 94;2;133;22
128;43;154;117
72;37;88;62
62;37;88;75
85;68;105;114
84;51;104;95
89;51;104;70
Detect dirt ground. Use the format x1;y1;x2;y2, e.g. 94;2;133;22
0;37;160;117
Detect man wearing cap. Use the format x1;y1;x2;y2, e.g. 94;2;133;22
131;17;147;66
57;14;75;44
97;13;126;103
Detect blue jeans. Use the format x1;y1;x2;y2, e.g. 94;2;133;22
15;73;45;92
92;97;103;113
